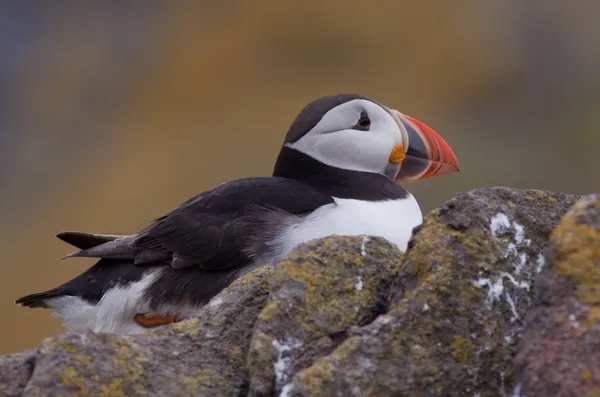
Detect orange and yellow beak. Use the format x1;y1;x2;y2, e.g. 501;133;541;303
390;110;459;181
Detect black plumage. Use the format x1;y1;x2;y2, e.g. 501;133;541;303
16;94;410;310
62;176;334;270
16;176;336;308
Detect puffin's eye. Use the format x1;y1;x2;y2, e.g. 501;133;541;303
353;111;371;131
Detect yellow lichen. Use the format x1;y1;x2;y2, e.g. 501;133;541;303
586;387;600;397
179;375;200;393
584;307;600;328
99;378;126;397
228;344;243;364
581;368;592;381
551;197;600;308
60;341;78;354
556;314;569;324
257;300;281;323
168;318;201;336
451;335;472;364
59;365;90;395
409;343;427;366
299;357;335;395
186;368;229;394
402;216;462;284
264;238;393;333
332;336;362;361
103;339;146;395
74;354;93;366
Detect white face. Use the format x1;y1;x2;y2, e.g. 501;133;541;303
285;99;406;178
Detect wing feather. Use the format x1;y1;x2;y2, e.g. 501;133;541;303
60;177;332;271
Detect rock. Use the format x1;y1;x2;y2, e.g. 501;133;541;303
0;187;588;397
7;266;273;397
514;194;600;397
283;187;579;397
247;236;403;397
0;351;35;397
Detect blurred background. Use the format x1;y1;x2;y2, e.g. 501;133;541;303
1;1;599;353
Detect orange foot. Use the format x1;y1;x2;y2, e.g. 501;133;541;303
134;313;183;328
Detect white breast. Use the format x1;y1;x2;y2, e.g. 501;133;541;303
276;195;423;258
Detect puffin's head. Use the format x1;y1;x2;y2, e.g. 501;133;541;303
280;94;459;181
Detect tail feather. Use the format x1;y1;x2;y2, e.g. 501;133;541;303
15;289;64;309
16;258;146;311
57;232;122;250
59;234;136;261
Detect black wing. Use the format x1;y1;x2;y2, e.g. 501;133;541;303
61;177;333;271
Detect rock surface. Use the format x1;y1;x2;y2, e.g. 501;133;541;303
0;351;35;397
2;266;274;397
247;236;403;397
1;187;592;397
283;187;578;397
514;194;600;397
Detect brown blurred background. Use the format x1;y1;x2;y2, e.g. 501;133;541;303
1;1;599;353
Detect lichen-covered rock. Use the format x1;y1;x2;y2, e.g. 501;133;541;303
247;236;403;397
1;187;591;397
514;194;600;397
284;187;579;397
0;351;35;397
8;266;273;397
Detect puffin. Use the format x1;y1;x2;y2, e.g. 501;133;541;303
15;94;459;334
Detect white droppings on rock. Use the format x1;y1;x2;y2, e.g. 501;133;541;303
412;344;425;353
501;272;530;291
569;314;580;329
474;277;505;304
514;253;527;275
272;338;303;390
536;253;546;274
422;303;429;312
279;383;295;397
360;235;370;257
491;215;535;278
504;291;519;322
511;382;523;397
513;221;525;243
505;243;518;258
355;276;364;291
474;272;530;322
490;213;511;237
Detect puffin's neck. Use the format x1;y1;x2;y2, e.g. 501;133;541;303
272;147;410;201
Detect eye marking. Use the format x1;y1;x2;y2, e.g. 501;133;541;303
353;110;371;131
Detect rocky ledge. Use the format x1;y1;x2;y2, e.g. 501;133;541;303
2;187;598;397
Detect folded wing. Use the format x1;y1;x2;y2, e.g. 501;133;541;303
61;177;333;270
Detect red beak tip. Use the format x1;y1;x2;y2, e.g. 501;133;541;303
397;112;460;180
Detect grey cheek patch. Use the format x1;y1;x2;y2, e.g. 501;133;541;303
384;162;401;180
